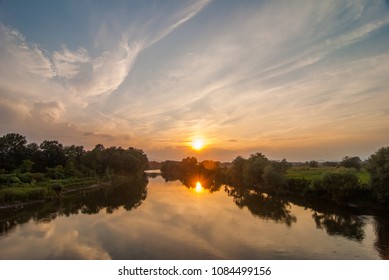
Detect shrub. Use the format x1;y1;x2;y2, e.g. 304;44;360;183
262;166;287;192
310;170;361;202
18;172;33;183
286;178;310;194
31;173;45;182
0;187;50;203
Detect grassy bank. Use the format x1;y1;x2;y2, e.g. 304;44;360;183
0;176;105;206
287;167;370;184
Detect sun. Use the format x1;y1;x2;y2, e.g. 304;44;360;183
195;181;204;193
191;139;204;151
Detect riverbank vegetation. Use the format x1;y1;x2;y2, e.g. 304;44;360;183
1;132;388;209
160;148;389;209
0;133;148;205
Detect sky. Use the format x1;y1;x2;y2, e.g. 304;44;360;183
0;0;389;162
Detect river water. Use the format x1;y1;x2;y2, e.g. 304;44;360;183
0;175;388;259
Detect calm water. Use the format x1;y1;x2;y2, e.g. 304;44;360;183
0;175;388;259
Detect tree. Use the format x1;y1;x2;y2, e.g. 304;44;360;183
243;153;269;186
367;147;389;204
270;159;289;174
181;157;198;177
341;156;361;170
39;140;66;168
0;133;27;171
229;156;246;184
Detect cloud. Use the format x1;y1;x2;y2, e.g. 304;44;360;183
0;24;55;79
52;46;90;79
29;101;65;122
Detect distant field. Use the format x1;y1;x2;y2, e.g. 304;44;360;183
286;167;370;184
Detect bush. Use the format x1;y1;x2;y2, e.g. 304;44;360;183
7;175;21;184
31;173;45;182
262;166;287;191
17;172;33;183
286;178;310;194
310;170;361;202
0;187;50;203
45;165;65;179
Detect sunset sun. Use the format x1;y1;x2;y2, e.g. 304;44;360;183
191;139;204;151
195;181;204;193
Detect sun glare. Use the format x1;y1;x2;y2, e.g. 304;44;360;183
195;182;204;192
191;139;204;151
195;181;204;193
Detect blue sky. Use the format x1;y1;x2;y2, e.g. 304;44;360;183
1;0;389;161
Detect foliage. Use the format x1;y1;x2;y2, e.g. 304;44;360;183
367;146;389;205
310;170;362;202
341;156;362;170
287;166;370;184
262;166;287;191
226;154;288;192
0;133;149;182
0;133;27;171
0;132;149;205
285;177;310;194
0;187;51;204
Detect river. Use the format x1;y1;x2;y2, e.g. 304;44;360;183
0;175;388;259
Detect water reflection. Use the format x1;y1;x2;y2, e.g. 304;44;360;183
225;185;297;226
161;172;222;193
312;212;365;241
0;176;148;236
285;196;368;241
1;174;389;259
374;215;389;259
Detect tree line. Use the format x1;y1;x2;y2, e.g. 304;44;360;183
0;133;149;178
0;133;149;204
1;132;388;208
160;148;389;207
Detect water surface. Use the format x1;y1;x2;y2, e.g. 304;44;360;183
0;176;388;259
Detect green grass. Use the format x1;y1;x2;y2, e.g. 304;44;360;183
0;176;105;205
0;186;52;204
287;167;370;184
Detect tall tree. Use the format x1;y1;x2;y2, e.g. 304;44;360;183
0;133;27;171
39;140;66;168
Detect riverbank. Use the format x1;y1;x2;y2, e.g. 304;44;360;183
0;178;111;210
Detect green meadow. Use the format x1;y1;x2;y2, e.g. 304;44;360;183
287;166;370;185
